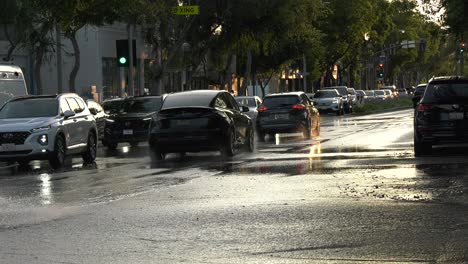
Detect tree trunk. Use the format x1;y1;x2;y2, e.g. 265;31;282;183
240;50;252;96
3;24;16;61
34;45;45;95
68;32;80;93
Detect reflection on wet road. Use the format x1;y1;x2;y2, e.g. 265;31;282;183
0;109;466;206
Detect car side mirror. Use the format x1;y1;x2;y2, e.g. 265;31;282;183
89;108;98;115
63;110;75;119
241;106;249;112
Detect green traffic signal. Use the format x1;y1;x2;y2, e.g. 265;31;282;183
119;57;127;64
379;73;384;77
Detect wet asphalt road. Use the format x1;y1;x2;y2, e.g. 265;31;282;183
0;108;467;263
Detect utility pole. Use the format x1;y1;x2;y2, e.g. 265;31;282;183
127;23;134;96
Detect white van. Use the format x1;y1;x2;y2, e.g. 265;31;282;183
0;64;28;107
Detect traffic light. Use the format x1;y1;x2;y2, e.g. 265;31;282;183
116;39;137;67
460;42;465;54
378;63;384;78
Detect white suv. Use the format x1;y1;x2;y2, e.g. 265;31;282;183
0;94;98;168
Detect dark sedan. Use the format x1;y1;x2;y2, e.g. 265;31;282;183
103;96;164;149
414;76;468;156
148;90;254;160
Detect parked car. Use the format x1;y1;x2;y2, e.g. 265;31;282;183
103;95;164;149
323;86;352;113
256;92;320;141
0;94;98;168
365;90;376;101
86;100;108;140
355;90;366;104
102;98;124;114
312;89;344;115
374;90;386;100
148;90;254;160
413;76;468;156
412;83;427;108
235;96;262;122
347;87;358;106
0;63;28;108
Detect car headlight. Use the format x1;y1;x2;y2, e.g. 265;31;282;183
37;134;48;146
31;125;51;133
105;119;115;123
332;99;339;104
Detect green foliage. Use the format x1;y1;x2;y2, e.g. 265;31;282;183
353;97;413;115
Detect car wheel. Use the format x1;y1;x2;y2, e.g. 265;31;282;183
246;128;255;152
82;132;97;163
150;147;165;161
221;128;236;157
302;123;311;140
257;130;265;142
49;135;66;169
106;141;118;150
414;138;432;157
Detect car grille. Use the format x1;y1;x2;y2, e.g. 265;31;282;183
114;120;149;129
0;132;31;145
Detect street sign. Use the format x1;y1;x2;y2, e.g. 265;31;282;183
174;5;199;15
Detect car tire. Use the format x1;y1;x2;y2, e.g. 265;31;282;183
221;128;236;157
150;147;165;161
302;123;311;140
82;132;97;163
246;128;255;152
49;135;66;169
106;141;118;150
257;130;265;142
414;139;432;157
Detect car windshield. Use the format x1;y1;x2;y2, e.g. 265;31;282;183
366;91;375;96
235;98;256;107
422;83;468;103
414;87;426;96
375;90;385;96
263;96;299;108
314;90;338;98
325;87;347;96
121;98;162;113
0;98;58;119
102;100;123;114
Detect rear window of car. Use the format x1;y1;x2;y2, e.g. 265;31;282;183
324;87;347;96
314;90;338;98
162;93;216;109
262;95;299;108
122;97;162;113
235;98;256;107
0;98;58;119
422;82;468;104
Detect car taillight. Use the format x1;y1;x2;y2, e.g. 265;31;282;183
292;104;306;110
258;106;268;112
417;103;433;112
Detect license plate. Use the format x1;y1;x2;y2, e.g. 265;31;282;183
123;129;133;135
449;112;464;120
275;114;289;120
175;120;191;126
0;143;16;152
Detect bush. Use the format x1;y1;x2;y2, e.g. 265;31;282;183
353;97;413;115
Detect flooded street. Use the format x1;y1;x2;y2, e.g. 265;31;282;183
1;109;467;263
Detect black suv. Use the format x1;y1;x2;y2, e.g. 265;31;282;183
414;76;468;156
102;95;164;149
256;92;320;141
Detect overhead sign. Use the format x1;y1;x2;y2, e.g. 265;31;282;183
174;6;199;15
